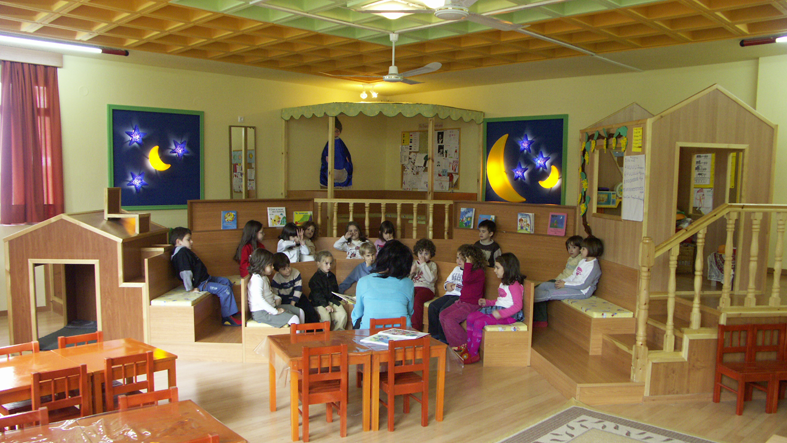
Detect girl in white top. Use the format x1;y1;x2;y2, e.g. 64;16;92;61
247;248;304;327
534;237;603;304
277;223;310;263
333;221;369;259
410;238;438;331
301;221;318;262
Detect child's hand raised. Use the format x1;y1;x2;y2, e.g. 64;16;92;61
446;283;456;292
478;299;487;307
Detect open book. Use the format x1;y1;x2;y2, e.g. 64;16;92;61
332;292;356;304
359;328;429;346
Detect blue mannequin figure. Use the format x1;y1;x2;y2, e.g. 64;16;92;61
320;118;353;188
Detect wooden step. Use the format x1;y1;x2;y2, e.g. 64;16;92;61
645;320;683;352
531;327;644;405
547;300;635;355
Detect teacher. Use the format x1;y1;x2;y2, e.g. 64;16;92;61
320;118;353;188
352;240;414;329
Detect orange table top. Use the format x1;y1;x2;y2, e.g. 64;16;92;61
2;400;247;442
51;338;177;373
0;352;78;399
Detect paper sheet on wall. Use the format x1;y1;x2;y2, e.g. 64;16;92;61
622;155;645;222
693;188;713;214
400;146;409;164
693;153;714;187
247;169;255;180
232;172;243;193
435;177;449;191
632;127;643;152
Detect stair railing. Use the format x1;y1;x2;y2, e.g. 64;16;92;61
634;203;787;382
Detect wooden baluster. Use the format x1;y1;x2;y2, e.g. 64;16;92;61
332;202;339;237
444;203;450;239
633;238;654;382
348;201;354;222
412;203;418;239
381;203;386;222
664;245;679;352
428;204;434;239
396;203;402;239
745;212;763;307
718;211;738;309
770;212;785;307
690;227;707;329
316;202;322;236
364;203;370;238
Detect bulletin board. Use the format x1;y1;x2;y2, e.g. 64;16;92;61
400;128;461;191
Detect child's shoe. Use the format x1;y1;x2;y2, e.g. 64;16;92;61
463;353;481;364
451;344;467;353
223;316;241;327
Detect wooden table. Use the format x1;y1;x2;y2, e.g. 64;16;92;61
0;351;86;406
266;330;447;440
52;338;178;413
2;400;246;442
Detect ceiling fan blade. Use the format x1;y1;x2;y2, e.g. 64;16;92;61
401;78;423;85
467;13;522;31
354;9;433;14
321;73;382;78
400;62;442;77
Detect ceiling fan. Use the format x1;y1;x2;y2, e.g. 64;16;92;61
323;33;441;84
356;0;523;31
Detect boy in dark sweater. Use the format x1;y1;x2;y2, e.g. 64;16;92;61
474;219;502;267
308;250;347;330
170;227;241;326
271;253;320;323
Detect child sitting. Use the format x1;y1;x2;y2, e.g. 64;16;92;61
459;253;526;364
410;238;438;332
338;242;376;294
170;227;241;326
308;250;348;330
437;244;487;347
352;240;414;330
374;220;395;253
533;235;583;325
333;221;368;259
474;219;502;267
533;237;604;325
301;221;318;262
247;249;304;327
427;249;465;342
271;253;320;324
277;222;310;263
233;220;266;278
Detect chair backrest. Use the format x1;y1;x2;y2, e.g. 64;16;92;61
58;331;103;349
0;407;49;432
105;351;155;411
716;324;751;364
748;323;787;362
290;321;331;340
32;364;89;418
119;387;179;410
0;341;39;361
388;336;430;384
184;433;220;443
370;317;407;332
302;344;348;399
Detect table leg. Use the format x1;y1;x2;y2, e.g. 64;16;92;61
290;367;299;441
371;354;381;431
436;349;446;422
168;364;177;388
93;373;104;414
269;348;277;412
362;355;371;432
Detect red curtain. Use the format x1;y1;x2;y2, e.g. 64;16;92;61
0;61;64;224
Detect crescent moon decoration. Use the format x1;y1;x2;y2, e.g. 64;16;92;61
539;165;560;188
487;134;526;203
148;146;171;171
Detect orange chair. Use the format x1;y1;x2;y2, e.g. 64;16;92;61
357;317;407;387
290;321;330;341
32;364;90;421
184;434;219;443
379;336;430;431
0;407;48;433
0;342;41;416
104;351;154;411
58;331;103;349
119;387;179;410
298;344;348;442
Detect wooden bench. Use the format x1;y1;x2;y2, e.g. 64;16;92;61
481;280;535;367
547;296;634;355
714;323;787;415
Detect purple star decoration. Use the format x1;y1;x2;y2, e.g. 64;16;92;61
518;134;534;153
513;162;528;181
125;125;146;147
127;172;148;193
534;151;550;170
170;140;189;159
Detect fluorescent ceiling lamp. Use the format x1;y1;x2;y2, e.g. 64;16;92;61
0;35;101;54
776;36;787;43
364;0;423;20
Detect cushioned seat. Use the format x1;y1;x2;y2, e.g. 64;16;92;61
561;296;633;318
483;322;527;332
150;288;210;307
245;320;277;328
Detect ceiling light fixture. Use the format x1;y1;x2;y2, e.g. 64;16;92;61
360;87;368;100
0;34;128;56
776;36;787;43
364;0;423;20
371;86;378;98
739;36;780;47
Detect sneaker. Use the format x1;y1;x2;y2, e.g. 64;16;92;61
451;344;467;353
533;321;548;328
223;316;241;327
463;353;481;364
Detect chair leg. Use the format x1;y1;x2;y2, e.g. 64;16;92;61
403;395;410;413
713;372;722;403
421;390;429;427
326;402;333;423
303;403;310;442
767;380;779;414
735;381;745;416
340;400;347;438
388;393;395;432
744;383;754;401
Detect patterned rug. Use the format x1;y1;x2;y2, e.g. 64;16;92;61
499;406;717;443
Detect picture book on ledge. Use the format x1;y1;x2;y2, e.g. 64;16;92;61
548;212;567;236
360;328;429;347
517;213;534;234
221;211;237;230
477;214;495;227
267;207;287;227
459;207;475;229
294;211;313;226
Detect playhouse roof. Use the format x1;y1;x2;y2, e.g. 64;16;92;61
3;210;168;243
654;84;775;128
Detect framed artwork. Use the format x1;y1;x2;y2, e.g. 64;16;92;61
483;115;567;205
108;105;204;210
548;212;567;236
